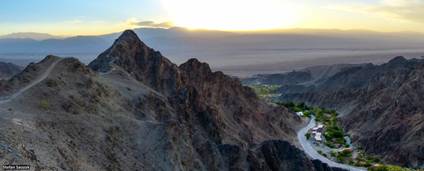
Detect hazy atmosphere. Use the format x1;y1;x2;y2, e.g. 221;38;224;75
2;0;424;76
3;0;424;35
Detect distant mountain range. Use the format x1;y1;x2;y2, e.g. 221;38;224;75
0;32;63;40
1;28;424;77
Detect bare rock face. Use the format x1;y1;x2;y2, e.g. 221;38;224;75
276;56;424;168
89;30;182;96
0;30;346;171
90;30;301;146
218;140;346;171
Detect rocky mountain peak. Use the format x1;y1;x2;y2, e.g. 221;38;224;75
179;58;213;80
89;30;181;94
119;29;139;40
113;30;148;50
90;30;302;145
88;30;154;72
40;55;61;63
387;56;407;65
180;58;211;71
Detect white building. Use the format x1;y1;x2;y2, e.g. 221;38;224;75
296;112;304;116
312;124;324;131
314;132;322;141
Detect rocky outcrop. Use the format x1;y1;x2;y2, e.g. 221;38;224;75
90;30;301;146
248;140;345;171
89;30;182;96
218;140;346;171
274;56;424;168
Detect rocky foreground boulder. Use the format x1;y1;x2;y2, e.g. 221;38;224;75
0;30;346;170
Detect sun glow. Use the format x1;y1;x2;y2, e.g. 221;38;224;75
160;0;303;31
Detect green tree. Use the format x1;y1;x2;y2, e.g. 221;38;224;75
39;99;49;110
305;133;311;139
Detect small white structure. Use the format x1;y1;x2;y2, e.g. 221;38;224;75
311;129;323;142
314;132;322;141
296;112;304;116
312;124;324;131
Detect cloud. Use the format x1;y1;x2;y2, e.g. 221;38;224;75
371;0;424;23
332;0;424;23
128;20;173;28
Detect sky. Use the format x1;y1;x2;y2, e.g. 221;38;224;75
1;0;424;36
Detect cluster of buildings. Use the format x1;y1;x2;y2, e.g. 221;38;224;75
311;124;324;142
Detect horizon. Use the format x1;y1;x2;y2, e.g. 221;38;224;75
2;26;424;39
2;0;424;36
1;26;424;78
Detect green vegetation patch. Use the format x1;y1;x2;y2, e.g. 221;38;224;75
305;132;311;139
369;165;417;171
249;84;281;97
313;107;347;147
39;99;50;110
278;102;311;117
353;151;381;168
336;149;353;162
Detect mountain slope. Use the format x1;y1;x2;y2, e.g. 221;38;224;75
0;62;21;80
0;30;346;170
275;57;424;168
242;63;364;86
90;30;302;146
